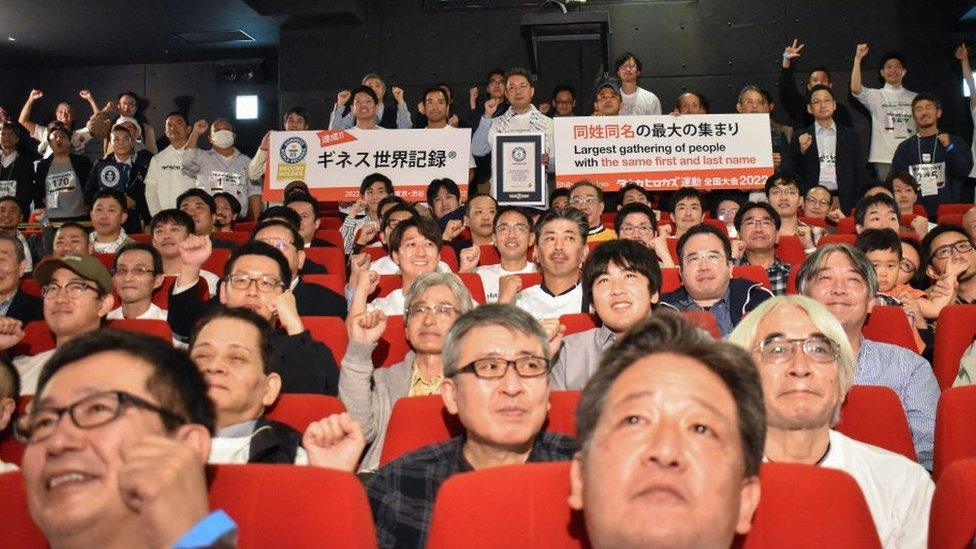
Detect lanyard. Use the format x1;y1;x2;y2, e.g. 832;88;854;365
916;134;940;165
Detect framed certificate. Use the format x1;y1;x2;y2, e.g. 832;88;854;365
492;131;546;208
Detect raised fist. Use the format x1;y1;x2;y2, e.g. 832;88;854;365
28;89;44;101
337;89;351;106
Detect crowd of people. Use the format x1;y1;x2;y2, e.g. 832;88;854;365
0;40;974;548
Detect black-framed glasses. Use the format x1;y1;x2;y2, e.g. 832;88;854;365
755;335;839;365
225;273;285;293
111;266;155;278
899;258;917;274
930;240;974;261
15;391;188;444
450;356;550;379
40;281;100;299
407;304;459;319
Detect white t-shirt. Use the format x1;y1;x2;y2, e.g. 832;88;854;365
619;87;663;116
515;283;583;319
107;302;168;321
821;430;933;548
367;288;406;316
0;460;17;474
13;348;56;395
852;84;917;164
146;145;197;216
369;255;452;276
208;424;308;465
476;262;537;302
181;148;259;217
31;125;92;158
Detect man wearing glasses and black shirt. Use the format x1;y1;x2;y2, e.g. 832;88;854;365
921;224;976;305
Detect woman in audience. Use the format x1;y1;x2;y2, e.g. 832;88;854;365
339;271;474;471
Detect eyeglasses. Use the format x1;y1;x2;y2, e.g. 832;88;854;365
450;356;550;379
618;63;639;71
495;223;530;235
931;240;974;260
810;99;835;106
553;100;574;105
407;304;459;319
741;218;775;229
111;266;155;278
506;83;531;91
488;79;505;86
683;252;726;265
41;281;100;299
805;197;831;208
570;197;599;206
258;237;295;251
755;335;839;365
769;187;799;197
899;258;917;274
15;391;187;444
225;273;285;293
619;224;655;235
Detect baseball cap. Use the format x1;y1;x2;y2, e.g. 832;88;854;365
34;255;114;294
595;79;621;97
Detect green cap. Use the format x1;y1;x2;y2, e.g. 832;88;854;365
34;255;114;294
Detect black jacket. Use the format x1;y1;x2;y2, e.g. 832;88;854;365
5;290;43;325
293;278;347;317
298;259;327;276
891;134;975;219
791;122;868;214
778;66;854;129
32;153;93;213
659;278;773;332
0;152;36;217
246;418;303;464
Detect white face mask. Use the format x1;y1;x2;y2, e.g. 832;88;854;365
211;129;235;149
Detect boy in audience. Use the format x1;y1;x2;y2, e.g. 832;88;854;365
0;356;18;472
551;240;661;389
108;242;166;321
569;180;615;242
729;296;933;548
460;206;537;303
734;202;792;295
669;188;706;239
150;209;220;295
855;193;902;235
88;190;134;253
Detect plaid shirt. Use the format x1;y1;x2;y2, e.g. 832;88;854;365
739;256;792;296
366;432;577;548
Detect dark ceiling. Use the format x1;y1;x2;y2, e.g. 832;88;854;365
0;0;280;68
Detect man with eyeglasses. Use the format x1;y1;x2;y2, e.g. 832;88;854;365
549;84;576;117
921;224;976;305
736;85;791;173
734;202;792;296
803;185;834;222
3;255;115;395
17;329;238;548
796;244;939;468
728;296;933;547
614;52;662;115
168;237;339;394
792;85;867;215
765;173;822;251
614;202;674;267
461;206;537;303
302;303;575;548
660;224;773;336
779;39;854;129
569;180;615;242
107;242;166;322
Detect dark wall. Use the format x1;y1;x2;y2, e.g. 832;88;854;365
0;59;278;154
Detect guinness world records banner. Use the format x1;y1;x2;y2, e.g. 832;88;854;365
264;129;472;201
553;113;775;192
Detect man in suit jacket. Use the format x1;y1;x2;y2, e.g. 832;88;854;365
0;232;41;324
791;85;869;214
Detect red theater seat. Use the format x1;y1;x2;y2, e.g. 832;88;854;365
301;316;347;366
732;265;771;290
558;313;598;335
456;272;487;303
312;229;343;248
929;458;976;549
862;306;918;352
302;274;346;296
937;203;973;218
304;247;346;282
266;394;346;433
934;386;976;480
817;234;856;247
933;305;976;391
834;386;916;461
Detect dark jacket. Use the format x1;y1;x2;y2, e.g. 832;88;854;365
5;290;43;325
247;418;303;464
0;152;36;217
293;278;347;317
891;134;974;219
167;278;340;395
309;238;336;248
659;278;774;330
32;153;93;213
791;122;868;214
298;259;327;276
85;150;152;230
778;66;853;129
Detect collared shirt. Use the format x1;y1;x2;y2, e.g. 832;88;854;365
90;229;130;254
472;104;555;171
408;364;443;397
181;148;259;217
739;256;791;296
366;432;577;549
856;338;939;469
0;291;15;316
16;232;33;273
367;288;406;316
550;324;616;390
673;285;734;336
0;150;17;168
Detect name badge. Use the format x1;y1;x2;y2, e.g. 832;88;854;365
909;162;946;197
0;180;16;198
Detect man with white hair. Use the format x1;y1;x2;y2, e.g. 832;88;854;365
729;295;933;547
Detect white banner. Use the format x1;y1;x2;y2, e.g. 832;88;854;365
264;128;471;201
553;113;775;191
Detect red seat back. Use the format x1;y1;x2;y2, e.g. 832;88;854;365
107;319;173;342
362;246;388;262
379;391;580;466
375;315;410;367
798;215;827;228
233;220;257;232
863;305;918;352
786;263;801;295
516;272;544;290
930;458;976;549
681;311;722;339
456;272;487;303
0;396;32;466
817;234;856;247
376;274;402;298
319;218;341;230
303;247;346;282
312;229;343;248
477;244;501;266
661;266;680;292
776;235;806;266
19;279;41;297
302;274;346;296
559;313;598;335
202;248;231;277
937;213;964;226
219;231;251;246
439;246;459;272
834;386;917;461
265;394;346;433
301;316;347;366
934;386;976;480
732;265;771;290
937;203;973;217
836;216;857;234
933;305;976;391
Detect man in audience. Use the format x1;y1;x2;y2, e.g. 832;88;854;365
251;219;347;316
779;38;854;128
669;188;706;239
145;112;197;216
765;173;821;251
303;303;575;548
150;209;220;295
84;125;150;231
550;84;576;117
341;172;393;254
614;52;662;115
452;193;496;256
0;197;34;271
890;93;974;218
88;190;133;253
33;122;93;222
340;272;475;471
921;224;976;305
661;224;773;336
190;305;307;464
796;244;939;468
570;180;615;242
551;240;661;389
736;85;791;172
728;296;933;547
285;192;331;248
615;203;674;267
331;75;412;130
734;202;792;295
0;122;35;216
0;233;42;324
51;222;93;259
592;80;622;116
462;206;536;303
17;329;235;548
803;185;834;222
182;118;260;218
550;188;570;213
962;205;976;242
212;192;241;232
169;236;339;394
108;242;166;321
854;193;902;234
355;204;448;276
569;312;763;549
0;356;18;472
176;188;238;250
713;193;744;238
249;106;311;182
509;208;589;318
427;178;462;228
617;183;650;209
4;255;114;394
